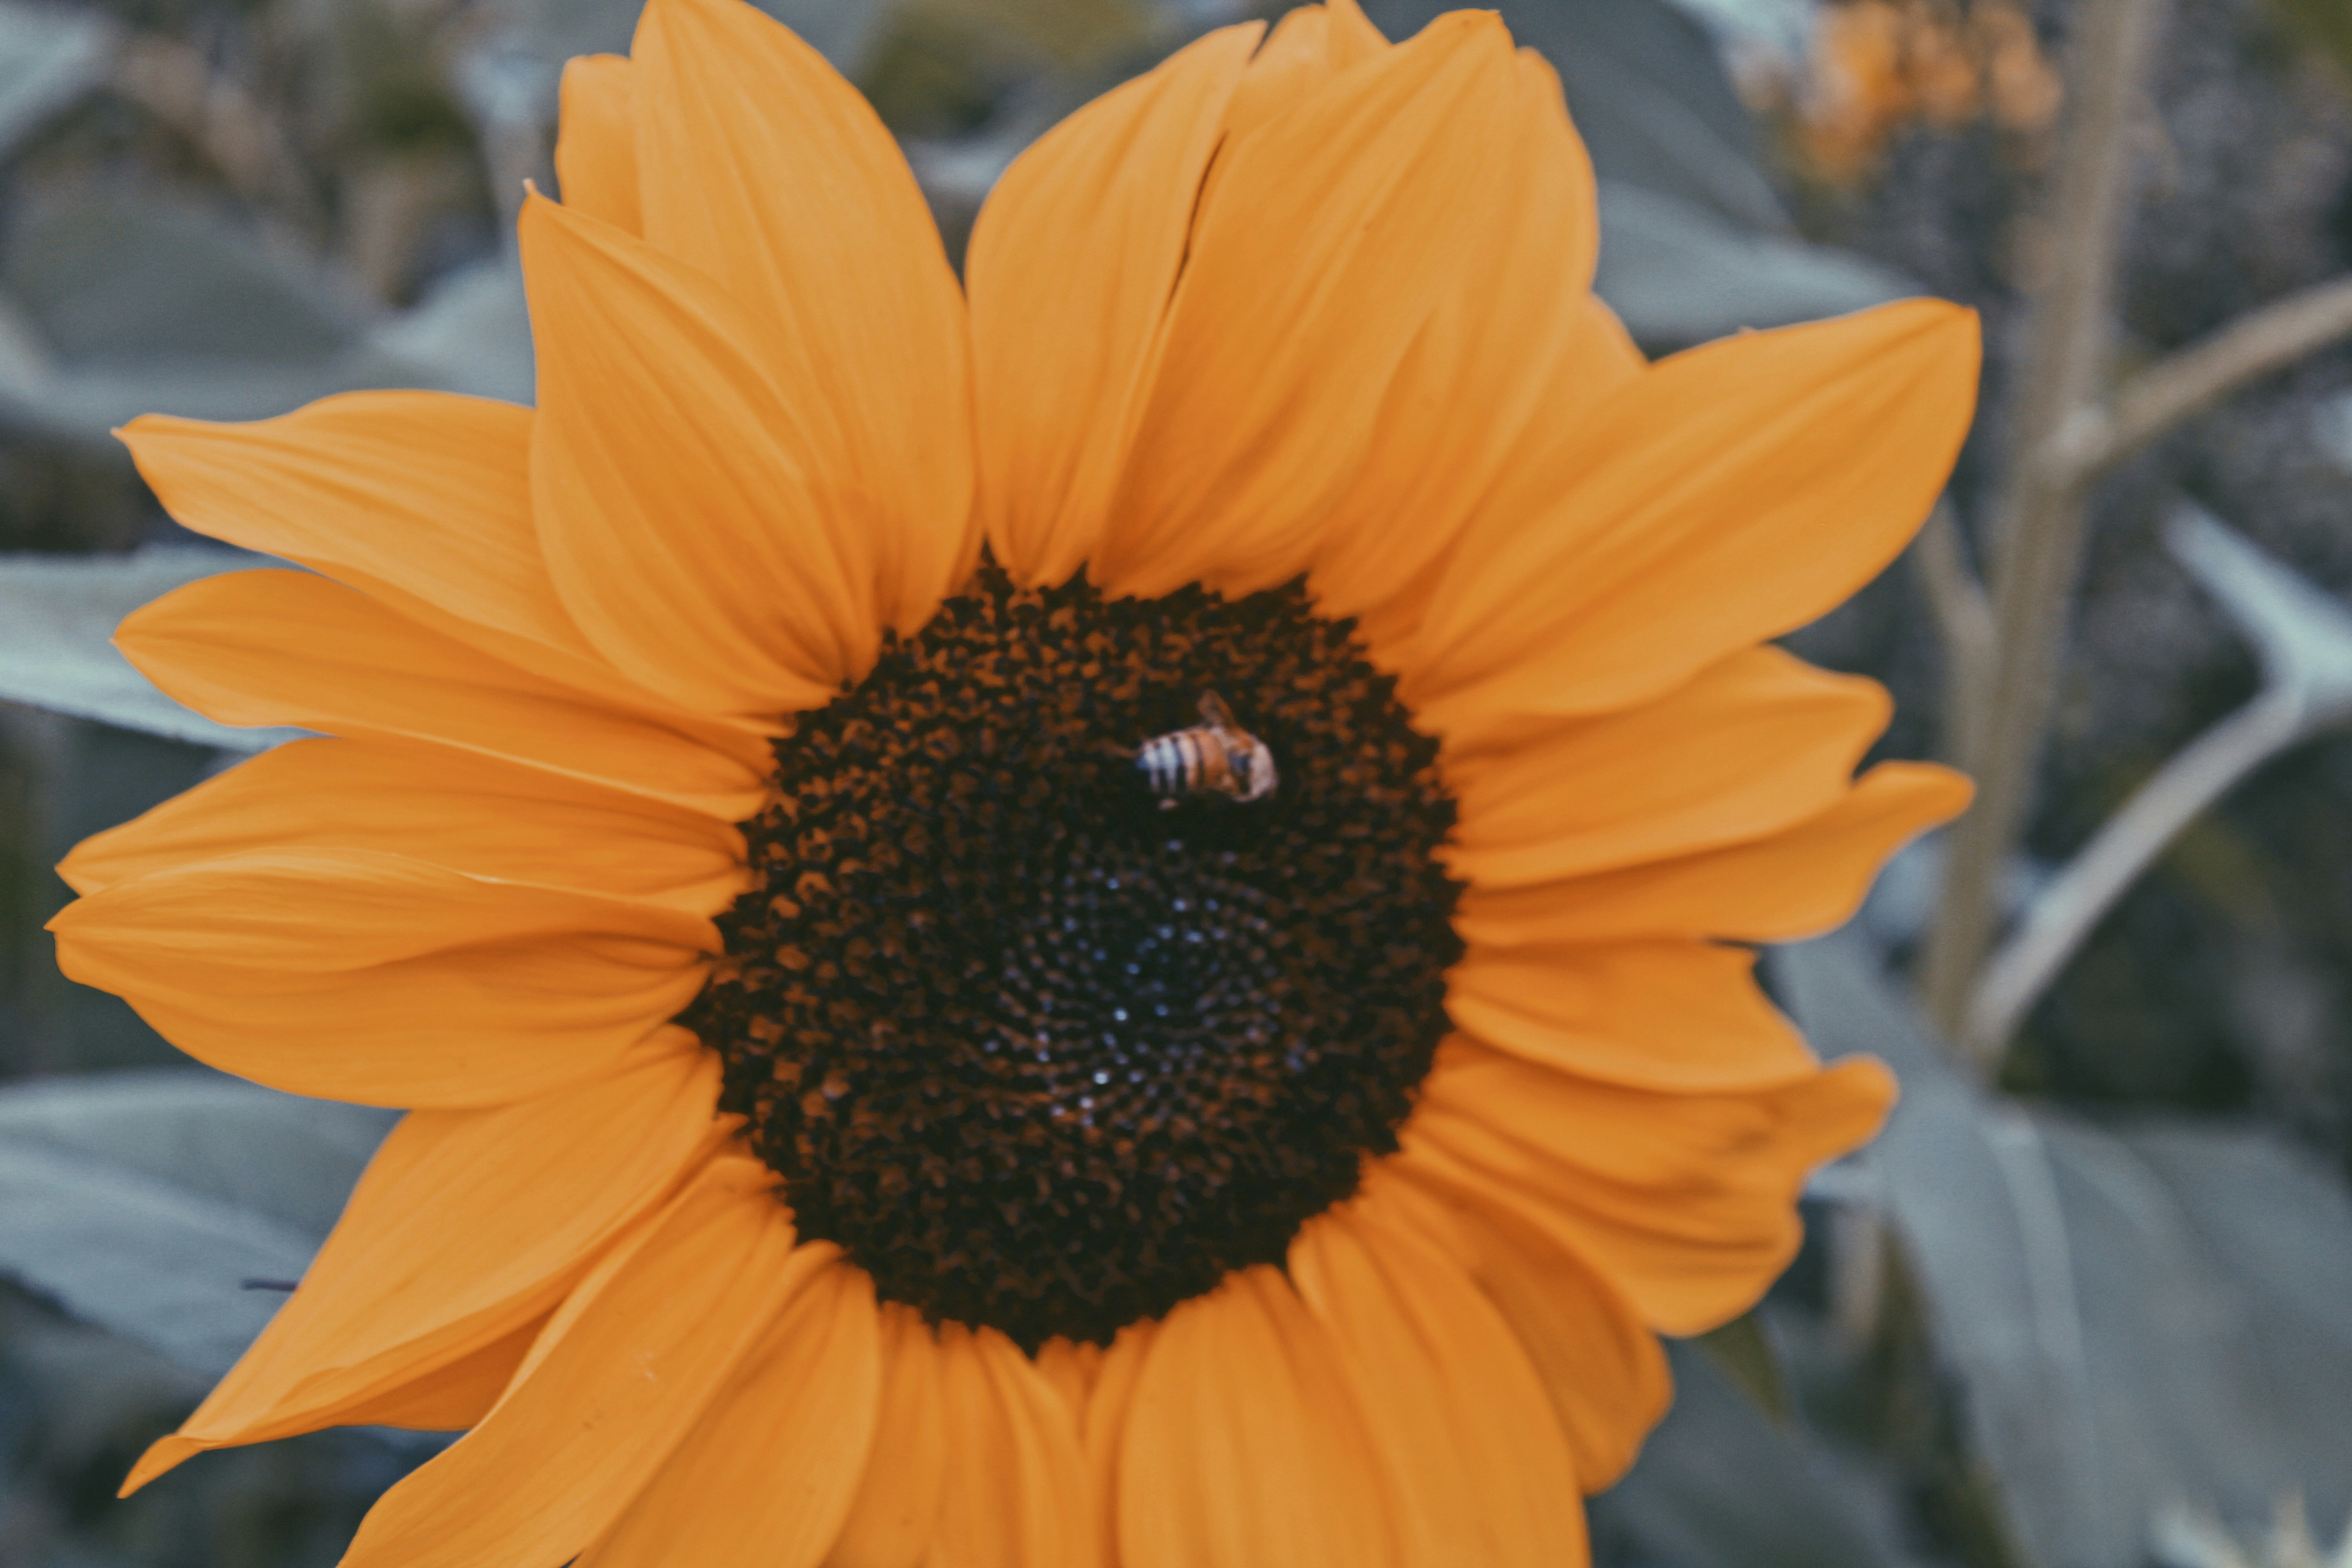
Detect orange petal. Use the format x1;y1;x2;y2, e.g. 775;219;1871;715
1080;1324;1154;1567
60;737;743;915
117;396;737;721
1408;300;1980;736
630;0;974;635
327;1314;546;1432
928;1324;1089;1568
1323;0;1388;53
51;851;711;1107
826;1305;950;1568
1446;940;1819;1093
1092;12;1521;600
1366;1163;1669;1491
1453;761;1970;947
521;191;876;720
1029;1336;1101;1425
1119;1266;1401;1568
114;568;769;820
1309;51;1624;656
120;1045;726;1492
1444;646;1890;889
966;22;1261;587
1218;3;1388;143
337;1156;822;1568
580;1261;883;1568
1288;1200;1585;1566
52;845;708;982
557;54;640;233
1398;1039;1896;1333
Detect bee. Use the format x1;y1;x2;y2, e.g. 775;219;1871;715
1132;693;1278;806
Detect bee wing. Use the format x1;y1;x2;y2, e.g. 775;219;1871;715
1197;691;1237;730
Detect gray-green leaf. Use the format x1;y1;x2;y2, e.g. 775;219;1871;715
0;1069;396;1381
0;0;114;157
0;547;307;751
1593;183;1916;354
1773;935;2352;1566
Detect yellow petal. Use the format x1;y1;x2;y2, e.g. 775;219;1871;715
338;1156;823;1568
1444;646;1890;888
60;737;742;915
51;851;711;1107
631;0;974;634
1309;50;1626;655
1408;300;1980;736
1092;11;1521;600
1453;761;1971;946
557;54;640;234
1446;940;1819;1093
1119;1266;1401;1568
121;1045;726;1492
114;568;768;819
1289;1200;1586;1567
581;1261;883;1568
967;22;1261;587
521;191;876;719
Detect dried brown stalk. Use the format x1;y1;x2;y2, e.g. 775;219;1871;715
1919;0;2172;1049
2064;275;2352;484
1917;0;2352;1062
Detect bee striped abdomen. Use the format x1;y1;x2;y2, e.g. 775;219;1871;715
1139;730;1208;799
1135;693;1278;806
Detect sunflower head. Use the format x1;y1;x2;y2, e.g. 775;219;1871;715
51;0;1977;1560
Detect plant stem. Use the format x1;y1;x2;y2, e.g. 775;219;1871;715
1910;499;1996;765
1960;688;2301;1062
1919;0;2172;1039
2068;274;2352;483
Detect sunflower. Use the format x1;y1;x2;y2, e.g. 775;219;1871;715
48;0;1977;1560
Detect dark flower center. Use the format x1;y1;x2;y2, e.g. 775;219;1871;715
684;560;1462;1350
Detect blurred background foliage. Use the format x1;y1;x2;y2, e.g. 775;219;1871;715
0;0;2348;1563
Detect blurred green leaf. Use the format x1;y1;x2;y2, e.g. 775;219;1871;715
0;1069;395;1381
2167;504;2352;731
1590;1338;1915;1568
0;0;112;156
0;194;541;441
350;256;533;405
1696;1309;1795;1425
755;0;893;74
498;0;885;78
0;199;361;439
7;200;358;369
2270;0;2352;86
1593;181;1914;353
1774;936;2352;1567
0;548;306;751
